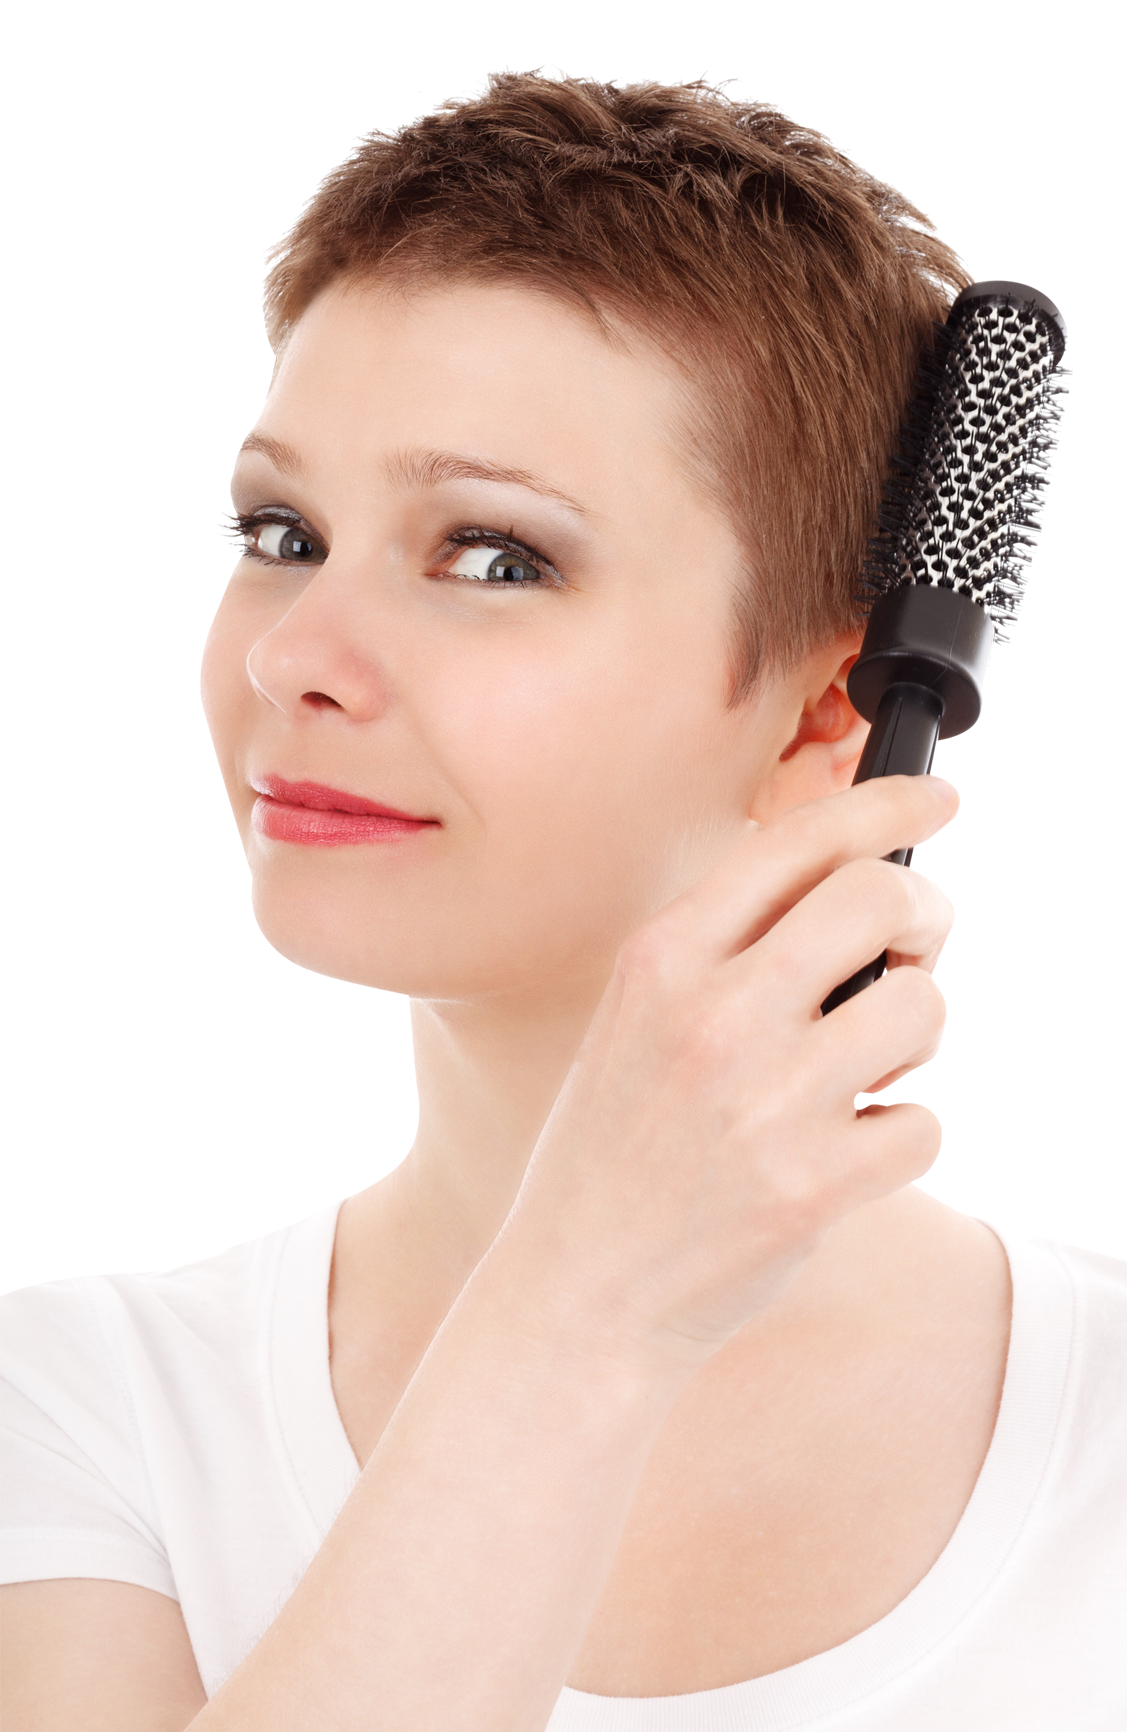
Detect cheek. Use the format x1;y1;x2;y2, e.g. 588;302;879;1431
432;635;736;900
441;654;635;816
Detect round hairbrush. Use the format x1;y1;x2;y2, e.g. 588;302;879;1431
822;281;1066;1014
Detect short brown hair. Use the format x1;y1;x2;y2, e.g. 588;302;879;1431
266;74;966;697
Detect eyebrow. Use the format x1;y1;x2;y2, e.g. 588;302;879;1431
237;432;306;478
237;432;587;517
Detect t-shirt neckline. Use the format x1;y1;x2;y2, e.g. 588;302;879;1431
267;1209;1075;1729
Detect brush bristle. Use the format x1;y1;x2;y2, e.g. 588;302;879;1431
862;296;1064;636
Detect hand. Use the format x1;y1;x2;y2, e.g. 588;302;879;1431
506;774;957;1369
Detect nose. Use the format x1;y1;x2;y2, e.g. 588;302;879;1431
246;565;389;723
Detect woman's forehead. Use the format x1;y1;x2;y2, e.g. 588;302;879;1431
271;278;681;419
249;278;723;529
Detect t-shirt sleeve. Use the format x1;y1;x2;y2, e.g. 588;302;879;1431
1;1278;177;1598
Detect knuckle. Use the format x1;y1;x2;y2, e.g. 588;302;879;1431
895;1104;944;1171
616;920;681;988
744;939;795;1002
759;1164;831;1244
888;964;947;1035
677;1017;727;1072
916;874;956;936
917;1106;944;1157
838;855;910;915
859;1103;943;1186
914;872;955;914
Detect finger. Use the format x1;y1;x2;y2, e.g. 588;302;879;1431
858;1059;914;1101
744;856;954;1011
884;874;956;976
794;1099;942;1224
655;776;958;964
837;1100;943;1209
815;963;947;1097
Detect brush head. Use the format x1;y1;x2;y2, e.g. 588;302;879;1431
862;281;1066;638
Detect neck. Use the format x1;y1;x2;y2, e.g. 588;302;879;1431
406;989;598;1259
333;983;604;1354
332;982;1008;1417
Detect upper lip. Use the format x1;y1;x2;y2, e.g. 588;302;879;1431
252;774;438;823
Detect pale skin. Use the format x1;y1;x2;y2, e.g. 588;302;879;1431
2;280;1010;1730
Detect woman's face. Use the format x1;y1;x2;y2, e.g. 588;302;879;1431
203;280;796;1001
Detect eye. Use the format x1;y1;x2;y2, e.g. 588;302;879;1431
234;513;327;566
446;529;560;592
448;544;546;585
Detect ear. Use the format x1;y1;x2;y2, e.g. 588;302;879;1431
749;639;869;823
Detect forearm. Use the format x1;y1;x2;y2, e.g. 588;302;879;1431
192;1232;689;1732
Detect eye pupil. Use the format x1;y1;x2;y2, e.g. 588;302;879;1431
284;531;316;560
487;554;532;582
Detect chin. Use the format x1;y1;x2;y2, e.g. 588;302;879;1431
248;871;620;1003
245;834;449;993
250;877;443;994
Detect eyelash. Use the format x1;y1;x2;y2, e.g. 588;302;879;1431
225;511;560;586
437;523;557;585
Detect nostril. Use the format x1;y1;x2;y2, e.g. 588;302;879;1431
301;691;344;711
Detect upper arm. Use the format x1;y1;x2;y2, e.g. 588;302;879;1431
1;1579;207;1732
2;1277;194;1727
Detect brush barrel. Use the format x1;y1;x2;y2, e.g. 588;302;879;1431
821;587;993;1017
819;677;945;1015
847;584;994;740
854;682;943;792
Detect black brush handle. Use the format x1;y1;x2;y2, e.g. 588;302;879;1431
819;682;943;1015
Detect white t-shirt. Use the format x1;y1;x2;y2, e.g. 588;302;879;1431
3;1208;1127;1729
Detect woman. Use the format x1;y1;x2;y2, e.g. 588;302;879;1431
4;74;1125;1730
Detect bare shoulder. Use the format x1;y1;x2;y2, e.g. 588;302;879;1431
0;1580;206;1732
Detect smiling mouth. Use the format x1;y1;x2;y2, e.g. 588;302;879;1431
251;775;441;847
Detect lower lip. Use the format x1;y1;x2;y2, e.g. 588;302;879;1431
252;797;438;847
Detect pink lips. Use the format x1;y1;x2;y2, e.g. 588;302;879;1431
251;776;440;847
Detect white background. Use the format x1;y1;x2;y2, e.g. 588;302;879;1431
3;0;1122;1293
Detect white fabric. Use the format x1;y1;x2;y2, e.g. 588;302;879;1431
3;1209;1126;1727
